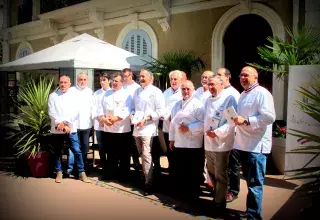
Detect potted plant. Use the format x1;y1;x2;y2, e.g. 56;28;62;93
286;81;320;218
11;76;54;177
271;120;287;174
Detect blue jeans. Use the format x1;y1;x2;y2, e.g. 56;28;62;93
68;128;91;173
239;150;267;220
54;132;85;174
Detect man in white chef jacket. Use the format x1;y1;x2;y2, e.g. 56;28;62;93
158;70;183;175
68;72;93;174
233;66;275;220
216;68;241;203
98;72;133;180
204;75;238;217
169;80;205;202
92;72;111;169
194;70;214;104
48;75;90;183
131;69;165;196
122;68;142;172
194;70;214;186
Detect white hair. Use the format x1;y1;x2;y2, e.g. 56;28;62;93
169;70;182;79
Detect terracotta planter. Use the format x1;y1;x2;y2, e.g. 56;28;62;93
271;137;286;174
26;151;49;178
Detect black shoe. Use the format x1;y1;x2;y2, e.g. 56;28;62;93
143;184;152;196
237;211;248;219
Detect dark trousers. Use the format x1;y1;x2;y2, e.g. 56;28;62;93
163;132;173;172
228;149;241;196
102;132;131;178
151;135;162;171
96;130;106;166
171;147;204;200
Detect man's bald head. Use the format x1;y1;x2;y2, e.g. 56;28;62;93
240;66;258;89
181;80;195;100
59;75;71;93
181;71;187;82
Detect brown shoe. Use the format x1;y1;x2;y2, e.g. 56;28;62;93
55;172;63;183
79;172;91;183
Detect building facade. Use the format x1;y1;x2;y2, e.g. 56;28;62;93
1;0;320;119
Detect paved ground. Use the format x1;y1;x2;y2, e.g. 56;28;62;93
0;157;311;220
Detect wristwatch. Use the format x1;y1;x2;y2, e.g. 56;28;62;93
244;118;250;126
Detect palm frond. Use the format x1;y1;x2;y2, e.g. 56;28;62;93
10;76;54;158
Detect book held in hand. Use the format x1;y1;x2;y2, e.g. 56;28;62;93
223;106;238;123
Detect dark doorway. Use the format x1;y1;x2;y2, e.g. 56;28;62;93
224;14;273;92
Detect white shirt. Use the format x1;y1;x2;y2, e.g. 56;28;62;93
92;88;110;131
162;87;183;133
48;89;79;134
169;97;204;149
123;81;140;98
221;85;240;102
204;93;238;152
194;86;211;104
234;85;276;154
69;86;93;130
132;84;165;137
99;88;132;133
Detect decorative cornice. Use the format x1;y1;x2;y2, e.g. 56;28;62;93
94;28;104;40
128;13;139;29
240;0;252;13
158;17;170;32
153;0;170;17
88;9;104;27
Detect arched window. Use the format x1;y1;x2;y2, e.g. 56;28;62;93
122;29;152;61
16;41;34;59
116;21;158;61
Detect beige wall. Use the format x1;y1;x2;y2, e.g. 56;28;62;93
8;1;292;87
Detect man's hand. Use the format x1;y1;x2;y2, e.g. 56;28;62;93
109;116;121;124
234;116;248;126
64;125;71;134
169;141;175;150
56;122;65;132
103;116;113;126
136;119;147;127
178;122;189;134
206;129;217;138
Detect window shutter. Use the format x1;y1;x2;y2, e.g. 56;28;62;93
122;29;152;62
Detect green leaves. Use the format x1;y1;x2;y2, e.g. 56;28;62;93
286;78;320;197
11;76;54;158
143;50;206;90
249;26;320;78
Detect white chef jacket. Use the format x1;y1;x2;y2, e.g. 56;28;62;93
132;84;165;137
162;87;183;133
194;86;211;104
69;86;93;130
169;97;204;149
99;88;132;133
234;85;276;154
204;93;238;152
221;85;240;102
48;89;80;134
92;88;110;131
123;81;140;98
